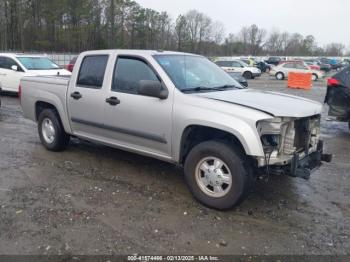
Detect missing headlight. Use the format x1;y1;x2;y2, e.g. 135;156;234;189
261;134;280;147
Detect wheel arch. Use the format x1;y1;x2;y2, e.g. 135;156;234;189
178;124;259;165
34;99;71;134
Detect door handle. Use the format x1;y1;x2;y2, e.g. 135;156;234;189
71;92;82;100
105;96;120;106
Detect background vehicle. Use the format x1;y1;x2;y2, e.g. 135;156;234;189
304;59;331;72
265;57;281;66
21;50;331;210
0;53;71;92
304;61;321;71
270;61;323;81
66;57;77;72
215;59;261;79
227;72;248;87
325;65;350;128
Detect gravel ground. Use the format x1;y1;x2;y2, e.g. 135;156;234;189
0;74;349;255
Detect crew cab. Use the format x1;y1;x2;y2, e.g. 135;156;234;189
21;50;331;210
0;53;71;93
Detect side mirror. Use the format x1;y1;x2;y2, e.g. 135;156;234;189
11;65;18;71
138;80;168;100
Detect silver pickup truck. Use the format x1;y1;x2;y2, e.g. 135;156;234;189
21;50;332;210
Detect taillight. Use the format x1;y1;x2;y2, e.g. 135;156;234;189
327;78;340;87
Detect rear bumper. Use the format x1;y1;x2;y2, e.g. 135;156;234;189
252;72;261;78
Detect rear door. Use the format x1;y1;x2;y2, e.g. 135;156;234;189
103;55;173;158
67;54;110;139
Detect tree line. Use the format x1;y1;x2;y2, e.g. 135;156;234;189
0;0;347;56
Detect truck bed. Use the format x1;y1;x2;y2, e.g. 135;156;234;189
21;75;71;133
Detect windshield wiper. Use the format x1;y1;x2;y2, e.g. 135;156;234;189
213;84;240;90
181;85;239;93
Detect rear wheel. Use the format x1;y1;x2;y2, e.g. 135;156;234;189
275;72;284;80
243;71;253;80
38;109;70;152
312;74;318;81
184;141;254;210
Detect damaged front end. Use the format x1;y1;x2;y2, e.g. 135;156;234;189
256;116;332;179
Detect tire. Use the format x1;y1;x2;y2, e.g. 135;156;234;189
243;71;253;80
184;141;254;210
275;72;284;80
38;109;70;152
312;74;318;81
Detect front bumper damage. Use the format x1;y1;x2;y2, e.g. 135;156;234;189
267;140;332;180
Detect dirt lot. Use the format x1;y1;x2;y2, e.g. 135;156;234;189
0;74;349;255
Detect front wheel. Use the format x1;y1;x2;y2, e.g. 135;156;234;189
312;74;318;81
184;141;254;210
38;109;70;152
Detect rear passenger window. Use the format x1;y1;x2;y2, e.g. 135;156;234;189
112;57;159;94
77;55;108;88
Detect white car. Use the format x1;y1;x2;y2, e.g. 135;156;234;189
215;59;261;79
0;53;71;93
269;61;324;81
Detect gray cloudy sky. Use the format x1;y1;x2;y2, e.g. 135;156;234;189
136;0;349;47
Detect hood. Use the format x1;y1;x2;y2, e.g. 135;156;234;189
27;69;71;76
197;89;322;118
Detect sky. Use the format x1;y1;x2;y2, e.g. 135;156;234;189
136;0;349;47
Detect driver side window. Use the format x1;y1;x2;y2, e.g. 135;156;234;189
112;57;159;95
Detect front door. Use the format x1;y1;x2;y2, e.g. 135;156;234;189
103;55;173;158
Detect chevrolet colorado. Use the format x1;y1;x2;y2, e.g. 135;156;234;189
21;50;331;210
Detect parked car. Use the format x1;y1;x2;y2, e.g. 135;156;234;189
324;65;350;128
304;61;321;71
265;57;281;66
304;59;331;72
227;72;248;87
0;53;71;93
66;57;77;72
270;61;324;81
215;59;261;79
20;50;331;210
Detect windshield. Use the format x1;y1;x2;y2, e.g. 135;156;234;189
154;55;242;92
16;57;60;70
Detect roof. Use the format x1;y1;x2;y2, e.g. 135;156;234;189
0;53;49;58
79;49;200;57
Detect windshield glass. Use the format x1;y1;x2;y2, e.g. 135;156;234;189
154;55;242;92
16;57;60;70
